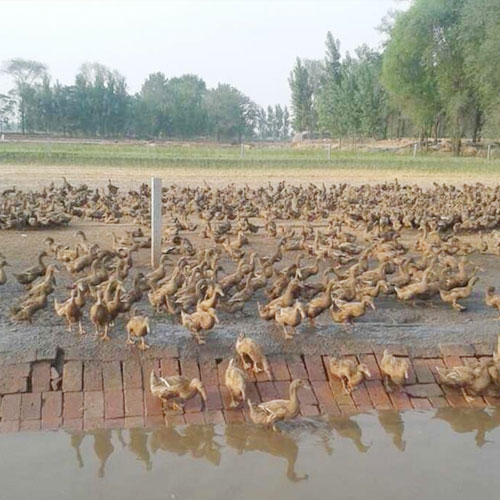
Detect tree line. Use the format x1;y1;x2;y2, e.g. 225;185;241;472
0;60;290;142
289;0;500;154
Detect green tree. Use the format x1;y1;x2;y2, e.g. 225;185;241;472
289;57;314;134
1;58;48;133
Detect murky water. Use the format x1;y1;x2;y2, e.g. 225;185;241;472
2;409;500;500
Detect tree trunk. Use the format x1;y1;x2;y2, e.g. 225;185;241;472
472;109;482;144
452;136;461;156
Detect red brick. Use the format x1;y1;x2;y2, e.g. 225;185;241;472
443;356;462;369
429;396;450;408
338;404;358;416
21;393;41;420
0;363;30;378
389;390;413;410
145;415;166;429
269;356;290;380
319;400;341;416
105;390;124;419
142;359;160;388
122;360;143;389
20;420;41;432
63;361;83;392
304;355;327;381
64;392;83;419
257;381;278;401
204;410;225;425
104;418;125;429
287;358;308;380
473;342;494;356
365;380;392;409
0;420;20;433
83;361;103;391
412;359;435;384
405;384;443;398
410;398;433;410
224;409;246;423
102;361;122;391
301;404;320;416
160;358;179;377
329;378;354;407
42;392;62;419
155;345;179;358
220;385;243;410
180;359;200;379
0;376;28;395
426;358;447;383
200;360;219;385
298;384;318;406
1;394;21;420
63;418;82;430
311;380;335;406
205;385;223;411
217;359;230;385
184;393;203;413
84;391;104;419
439;343;474;357
166;414;185;426
124;389;144;417
31;362;51;392
245;382;261;403
462;357;479;368
358;354;382;380
124;416;145;428
274;380;290;399
144;390;163;416
84;417;104;431
185;412;205;425
441;386;469;408
484;395;500;407
377;344;408;357
41;417;62;430
351;383;373;411
467;396;487;408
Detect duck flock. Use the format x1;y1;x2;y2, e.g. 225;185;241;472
2;178;500;422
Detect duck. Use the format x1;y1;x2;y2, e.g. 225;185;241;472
235;333;272;379
224;358;247;408
0;260;9;285
54;288;84;335
180;307;219;344
305;280;336;326
274;301;306;339
126;310;151;350
150;370;207;413
90;289;111;341
13;250;48;285
330;296;375;325
439;276;479;311
484;286;500;319
247;379;309;430
329;358;371;394
380;350;409;392
436;359;494;403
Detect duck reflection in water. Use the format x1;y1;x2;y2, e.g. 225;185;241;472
433;408;500;447
327;416;371;453
68;430;114;478
150;424;222;465
225;423;309;482
378;411;406;451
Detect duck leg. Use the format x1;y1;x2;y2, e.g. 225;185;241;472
383;375;393;393
139;337;150;351
78;321;86;336
101;325;110;341
126;332;135;345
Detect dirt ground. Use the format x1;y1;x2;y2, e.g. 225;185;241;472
1;166;500;361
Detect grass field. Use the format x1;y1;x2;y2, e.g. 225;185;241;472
1;140;499;173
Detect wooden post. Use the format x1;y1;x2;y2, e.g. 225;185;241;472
488;144;492;160
151;177;162;268
327;143;331;161
413;143;418;158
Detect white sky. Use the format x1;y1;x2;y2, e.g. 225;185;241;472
0;0;409;107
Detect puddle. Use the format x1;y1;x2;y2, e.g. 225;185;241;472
1;409;500;499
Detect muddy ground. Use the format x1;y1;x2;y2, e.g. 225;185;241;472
1;168;500;361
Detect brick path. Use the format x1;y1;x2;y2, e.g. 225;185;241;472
1;342;499;433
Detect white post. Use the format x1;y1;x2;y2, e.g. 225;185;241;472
488;144;492;160
240;143;244;158
327;143;331;161
151;177;162;268
413;143;418;158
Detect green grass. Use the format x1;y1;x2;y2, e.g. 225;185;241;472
0;140;499;173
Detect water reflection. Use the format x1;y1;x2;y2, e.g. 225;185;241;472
64;409;500;481
433;408;500;447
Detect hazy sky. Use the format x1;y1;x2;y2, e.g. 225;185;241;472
0;0;409;107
